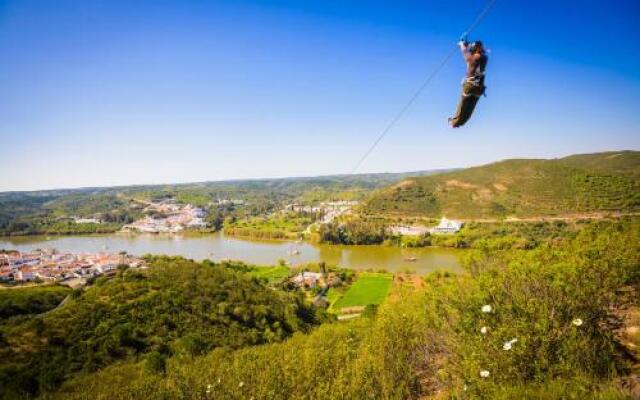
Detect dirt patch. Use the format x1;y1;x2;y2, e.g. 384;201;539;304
445;180;478;190
610;287;640;397
445;180;493;202
394;273;425;289
493;182;508;191
605;153;623;159
395;179;417;189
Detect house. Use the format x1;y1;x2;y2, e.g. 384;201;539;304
15;269;35;281
430;217;463;234
291;271;323;287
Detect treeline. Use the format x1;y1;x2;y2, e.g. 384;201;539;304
0;193;143;236
316;218;387;245
316;217;635;250
0;257;322;399
44;219;640;399
223;226;292;240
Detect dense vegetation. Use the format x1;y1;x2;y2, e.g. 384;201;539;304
37;219;639;399
224;212;315;240
315;215;607;248
0;192;142;236
0;257;321;399
363;151;640;218
315;217;387;245
0;285;70;319
403;219;600;250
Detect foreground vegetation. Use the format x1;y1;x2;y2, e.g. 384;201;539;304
0;257;322;399
15;217;636;399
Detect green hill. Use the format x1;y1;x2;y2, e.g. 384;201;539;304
362;151;640;219
0;257;318;398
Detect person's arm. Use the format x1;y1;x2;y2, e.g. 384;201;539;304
458;41;472;62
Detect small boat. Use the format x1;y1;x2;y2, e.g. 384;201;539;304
288;249;301;256
404;256;418;262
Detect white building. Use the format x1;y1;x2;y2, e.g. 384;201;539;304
15;270;35;281
429;217;463;234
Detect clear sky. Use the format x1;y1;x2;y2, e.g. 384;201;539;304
1;0;639;191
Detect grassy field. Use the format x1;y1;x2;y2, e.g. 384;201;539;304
333;272;393;311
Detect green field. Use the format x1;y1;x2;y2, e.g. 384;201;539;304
333;272;393;311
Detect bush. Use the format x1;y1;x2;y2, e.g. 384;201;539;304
144;352;166;375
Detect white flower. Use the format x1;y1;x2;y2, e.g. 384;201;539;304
206;384;212;394
572;318;583;326
463;385;468;391
481;305;492;313
480;326;488;334
479;370;490;378
217;378;221;384
239;382;244;388
503;338;518;351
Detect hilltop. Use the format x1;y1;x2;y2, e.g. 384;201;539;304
362;151;640;219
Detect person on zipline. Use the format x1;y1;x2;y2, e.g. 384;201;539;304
448;38;487;128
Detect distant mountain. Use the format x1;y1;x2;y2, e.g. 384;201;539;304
362;151;640;219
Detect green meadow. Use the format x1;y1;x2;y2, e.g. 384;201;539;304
333;272;393;311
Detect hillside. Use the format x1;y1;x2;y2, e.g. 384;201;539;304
0;257;318;398
37;220;640;399
362;151;640;219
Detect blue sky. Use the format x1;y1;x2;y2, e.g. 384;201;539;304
1;0;639;191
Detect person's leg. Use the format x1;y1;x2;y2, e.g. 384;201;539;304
450;94;479;127
449;93;467;127
455;95;479;127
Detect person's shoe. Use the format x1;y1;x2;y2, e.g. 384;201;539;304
448;117;455;127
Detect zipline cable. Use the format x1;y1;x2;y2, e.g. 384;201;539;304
350;0;498;174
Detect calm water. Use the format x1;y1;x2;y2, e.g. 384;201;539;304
0;233;463;274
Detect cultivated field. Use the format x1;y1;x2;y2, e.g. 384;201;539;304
333;272;393;311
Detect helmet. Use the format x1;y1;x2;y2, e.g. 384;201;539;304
469;41;484;52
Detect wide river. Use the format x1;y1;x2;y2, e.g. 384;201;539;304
0;233;463;274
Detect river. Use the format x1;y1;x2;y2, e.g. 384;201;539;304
0;232;463;274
